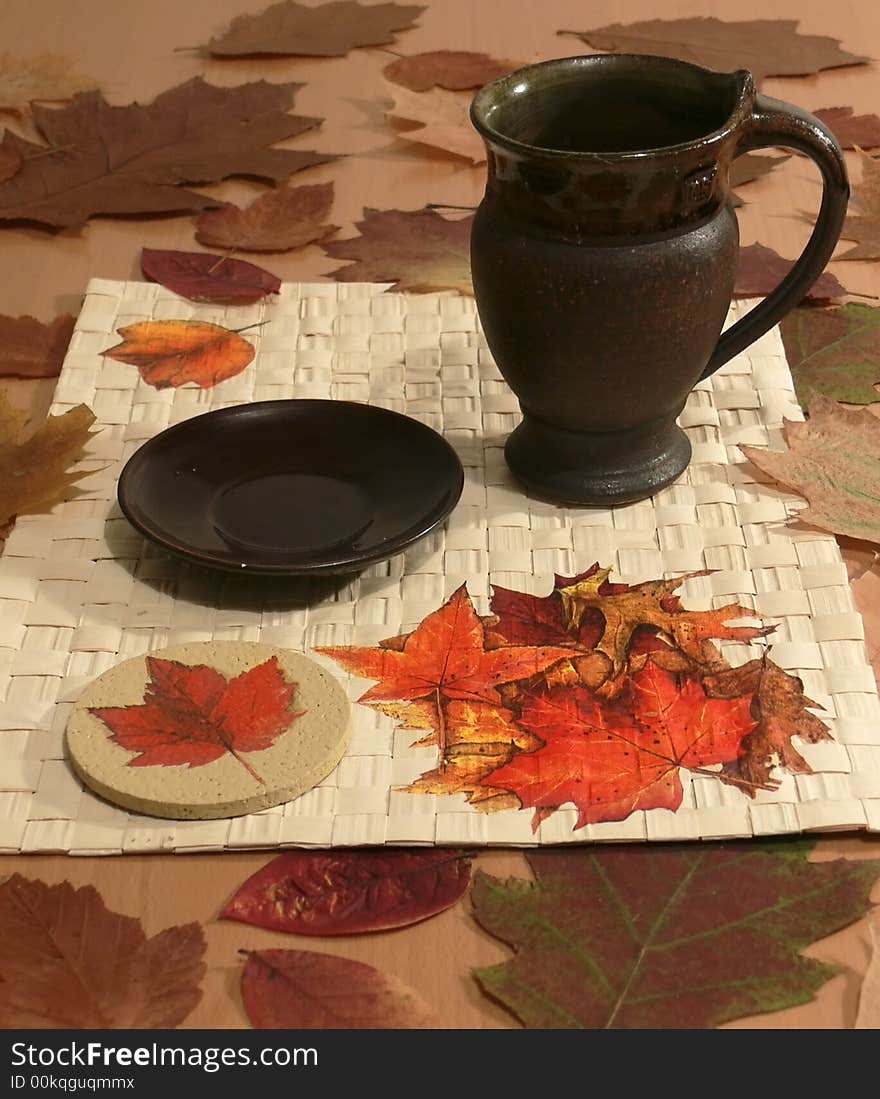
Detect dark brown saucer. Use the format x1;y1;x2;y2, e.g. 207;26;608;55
117;400;465;575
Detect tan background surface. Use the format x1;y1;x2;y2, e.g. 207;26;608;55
1;0;880;1028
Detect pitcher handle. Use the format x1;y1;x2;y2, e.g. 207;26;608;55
700;93;849;381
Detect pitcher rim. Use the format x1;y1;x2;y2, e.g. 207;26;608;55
470;54;755;161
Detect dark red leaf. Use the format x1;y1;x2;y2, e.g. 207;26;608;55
141;248;281;304
223;849;472;934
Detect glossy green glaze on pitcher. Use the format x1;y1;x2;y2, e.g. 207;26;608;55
470;55;848;505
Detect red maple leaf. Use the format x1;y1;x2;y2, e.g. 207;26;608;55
318;584;572;706
90;655;300;783
488;563;618;648
484;660;757;828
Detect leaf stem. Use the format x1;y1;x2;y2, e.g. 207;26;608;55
229;319;270;335
228;745;266;786
207;248;238;275
435;687;448;771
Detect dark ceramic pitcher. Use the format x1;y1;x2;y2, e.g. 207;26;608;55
470;55;848;505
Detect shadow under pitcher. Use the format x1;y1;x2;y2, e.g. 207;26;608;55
469;54;848;505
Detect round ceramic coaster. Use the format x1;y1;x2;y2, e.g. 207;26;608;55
66;641;350;820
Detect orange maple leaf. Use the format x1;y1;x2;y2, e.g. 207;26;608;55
319;584;572;758
319;585;572;706
103;319;255;389
485;660;757;829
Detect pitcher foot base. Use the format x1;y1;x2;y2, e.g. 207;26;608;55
504;418;691;506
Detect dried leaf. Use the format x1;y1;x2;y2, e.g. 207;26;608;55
814;107;880;151
734;243;847;305
472;843;880;1028
0;78;330;229
741;396;880;543
322;207;473;293
223;850;471;934
241;949;440;1028
90;655;300;781
103;319;256;389
729;152;791;206
558;18;868;84
0;143;20;182
388;84;486;164
705;657;830;790
141;248;281;305
0;875;205;1028
319;584;571;708
208;0;425;58
0;53;96;115
194;182;337;252
856;906;880;1028
839;149;880;261
0;313;74;378
487;661;757;828
558;567;772;681
780;304;880;407
0;395;95;527
384;50;516;92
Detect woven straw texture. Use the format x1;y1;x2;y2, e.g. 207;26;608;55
1;279;878;854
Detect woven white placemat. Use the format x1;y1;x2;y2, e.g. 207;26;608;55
1;279;878;854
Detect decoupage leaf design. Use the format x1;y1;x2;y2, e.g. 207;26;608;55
103;319;256;389
241;949;440;1029
90;655;301;783
487;661;756;828
223;850;472;934
472;843;880;1029
320;571;829;831
705;657;831;790
0;876;205;1028
318;584;572;707
559;570;773;681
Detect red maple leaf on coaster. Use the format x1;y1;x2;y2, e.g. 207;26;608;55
485;660;757;829
90;656;300;784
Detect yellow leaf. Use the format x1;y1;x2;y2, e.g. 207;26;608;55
0;395;95;527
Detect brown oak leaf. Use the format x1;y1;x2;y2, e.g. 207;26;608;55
195;182;338;252
141;248;281;305
0;78;330;229
734;243;847;305
0;395;95;528
559;567;773;682
704;657;831;790
384;50;516;92
0;53;96;115
223;850;472;934
388;84;486;164
485;660;757;828
103;319;256;389
0;313;74;378
322;207;473;293
558;18;868;84
208;0;425;57
472;844;880;1028
0;876;205;1028
90;655;301;784
241;949;440;1028
839;149;880;261
814;107;880;151
741;395;880;543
